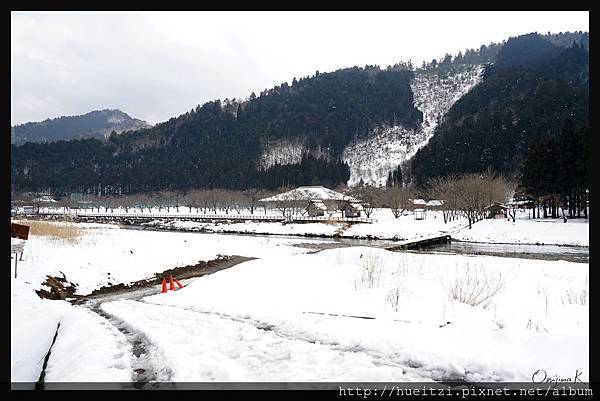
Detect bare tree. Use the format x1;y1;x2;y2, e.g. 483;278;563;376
230;191;246;215
121;195;135;213
425;172;512;228
424;176;460;224
242;188;268;215
219;190;236;215
56;197;70;213
382;186;415;218
456;172;511;229
347;184;381;218
206;190;220;214
186;189;204;213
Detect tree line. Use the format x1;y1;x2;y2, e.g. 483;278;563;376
519;118;589;220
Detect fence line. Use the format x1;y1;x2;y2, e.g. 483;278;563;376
33;210;376;224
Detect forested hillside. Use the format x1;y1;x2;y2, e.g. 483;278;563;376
12;67;420;194
411;33;588;186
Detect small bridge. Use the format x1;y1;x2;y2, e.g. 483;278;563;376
385;234;451;251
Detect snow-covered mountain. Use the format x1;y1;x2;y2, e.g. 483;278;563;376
11;109;151;145
343;64;485;187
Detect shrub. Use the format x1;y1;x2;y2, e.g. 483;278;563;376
443;262;505;307
561;277;588;305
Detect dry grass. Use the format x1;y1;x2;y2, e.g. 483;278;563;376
18;219;87;244
443;262;505;307
385;258;416;311
561;277;588;305
359;252;384;289
353;252;385;290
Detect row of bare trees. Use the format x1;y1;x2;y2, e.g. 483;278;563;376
423;171;516;228
348;185;417;218
32;189;280;216
349;170;515;228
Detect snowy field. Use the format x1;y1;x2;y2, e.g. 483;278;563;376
11;219;589;385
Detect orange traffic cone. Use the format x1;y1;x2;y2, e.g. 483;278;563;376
174;278;184;289
169;275;175;291
161;278;167;293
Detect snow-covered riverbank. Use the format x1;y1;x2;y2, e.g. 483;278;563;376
128;209;589;247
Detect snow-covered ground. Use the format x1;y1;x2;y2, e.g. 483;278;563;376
10;223;326;384
125;247;588;381
11;221;328;296
451;217;589;246
11;277;132;385
11;217;589;384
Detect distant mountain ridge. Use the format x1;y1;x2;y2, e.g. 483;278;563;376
11;109;150;145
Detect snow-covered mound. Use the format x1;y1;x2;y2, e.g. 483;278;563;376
343;64;484;187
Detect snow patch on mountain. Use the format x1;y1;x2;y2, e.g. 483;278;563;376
343;64;485;187
258;139;305;170
412;64;485;142
258;138;331;170
342;125;420;187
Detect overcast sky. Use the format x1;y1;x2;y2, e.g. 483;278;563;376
11;11;589;126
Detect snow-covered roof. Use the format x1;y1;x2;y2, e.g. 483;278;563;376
426;200;444;206
311;200;328;210
33;196;57;202
412;199;427;205
507;200;529;206
259;186;359;203
349;202;364;211
486;203;508;209
414;208;426;212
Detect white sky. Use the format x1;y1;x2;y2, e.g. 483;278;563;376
11;11;589;125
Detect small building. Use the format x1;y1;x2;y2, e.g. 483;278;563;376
259;186;363;218
344;201;364;218
414;208;426;220
306;200;327;217
411;199;427;211
426;200;444;210
32;194;56;203
486;203;508;219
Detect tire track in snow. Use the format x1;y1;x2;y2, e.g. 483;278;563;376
84;298;174;387
136;301;485;382
102;299;426;381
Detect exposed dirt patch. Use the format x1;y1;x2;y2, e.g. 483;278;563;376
69;255;254;303
35;272;80;301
